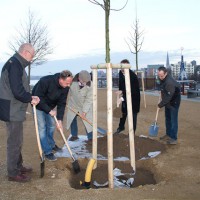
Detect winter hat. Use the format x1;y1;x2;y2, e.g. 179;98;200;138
79;70;91;83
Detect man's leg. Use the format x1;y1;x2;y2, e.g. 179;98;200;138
36;109;52;155
133;113;138;133
69;116;79;141
169;105;180;140
6;121;23;177
70;116;78;137
46;113;56;149
118;101;127;130
165;107;172;138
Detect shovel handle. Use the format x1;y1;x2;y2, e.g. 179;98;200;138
54;116;75;161
67;106;93;126
33;105;43;159
67;105;106;135
155;107;160;122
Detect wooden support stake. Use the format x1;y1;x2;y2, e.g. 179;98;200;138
92;69;98;169
107;63;114;189
141;72;146;108
91;63;131;69
124;69;136;172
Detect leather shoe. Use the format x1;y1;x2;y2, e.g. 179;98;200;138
114;128;125;134
69;136;79;141
52;144;62;152
20;166;33;174
8;174;31;183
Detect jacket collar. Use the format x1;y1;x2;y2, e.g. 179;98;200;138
13;52;30;69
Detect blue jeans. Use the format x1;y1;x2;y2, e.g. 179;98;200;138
35;109;56;155
165;104;180;140
71;115;92;140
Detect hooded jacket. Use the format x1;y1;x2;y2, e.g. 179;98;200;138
0;53;32;122
158;74;181;108
32;73;69;120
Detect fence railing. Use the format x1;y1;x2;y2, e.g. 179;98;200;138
97;77;158;90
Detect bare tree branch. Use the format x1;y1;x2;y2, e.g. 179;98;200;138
9;9;53;88
125;19;144;70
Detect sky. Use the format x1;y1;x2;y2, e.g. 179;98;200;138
0;0;200;75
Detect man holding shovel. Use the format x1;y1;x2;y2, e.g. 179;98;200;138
157;66;181;145
0;43;40;182
66;70;93;142
32;70;73;161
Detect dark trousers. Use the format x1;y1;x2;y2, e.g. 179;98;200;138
118;112;138;133
119;101;138;133
6;121;23;177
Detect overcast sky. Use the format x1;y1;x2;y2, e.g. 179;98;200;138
0;0;200;74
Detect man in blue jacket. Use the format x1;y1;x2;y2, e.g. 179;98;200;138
32;70;73;161
0;43;40;182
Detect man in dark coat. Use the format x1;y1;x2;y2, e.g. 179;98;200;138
114;59;141;134
32;70;73;161
0;43;40;182
158;66;181;145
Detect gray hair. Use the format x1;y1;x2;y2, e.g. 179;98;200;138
18;43;34;53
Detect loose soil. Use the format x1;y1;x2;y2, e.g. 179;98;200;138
0;89;200;200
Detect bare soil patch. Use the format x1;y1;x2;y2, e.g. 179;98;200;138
0;89;200;200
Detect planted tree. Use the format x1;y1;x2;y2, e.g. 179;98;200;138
125;18;144;71
88;0;128;63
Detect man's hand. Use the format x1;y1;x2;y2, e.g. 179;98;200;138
115;90;123;107
115;90;122;95
31;96;40;105
49;110;56;117
80;112;87;119
56;120;63;131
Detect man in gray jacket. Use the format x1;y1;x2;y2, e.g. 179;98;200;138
157;67;181;145
66;70;93;142
0;43;40;182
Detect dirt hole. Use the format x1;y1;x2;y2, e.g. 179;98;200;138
55;134;166;189
68;160;157;189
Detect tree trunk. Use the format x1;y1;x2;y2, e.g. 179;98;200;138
105;1;110;63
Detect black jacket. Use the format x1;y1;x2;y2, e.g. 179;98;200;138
119;69;140;113
158;74;181;108
32;73;69;120
0;53;31;122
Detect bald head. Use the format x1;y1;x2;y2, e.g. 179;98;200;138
18;43;35;62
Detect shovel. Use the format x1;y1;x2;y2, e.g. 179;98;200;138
67;106;107;135
54;116;81;174
33;105;45;178
149;107;160;137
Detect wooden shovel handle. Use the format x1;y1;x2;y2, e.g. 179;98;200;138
33;105;43;158
155;107;160;122
67;106;93;126
54;116;75;160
